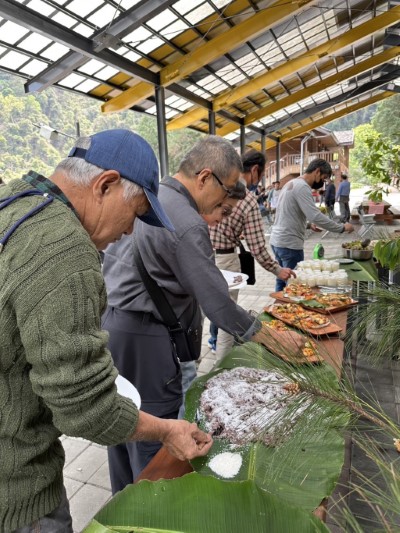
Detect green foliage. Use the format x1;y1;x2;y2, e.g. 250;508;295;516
0;72;204;183
85;474;328;533
373;237;400;271
349;124;381;182
326;105;377;130
372;94;400;144
360;133;400;201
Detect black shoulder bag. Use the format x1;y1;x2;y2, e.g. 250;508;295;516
132;239;202;362
238;242;256;285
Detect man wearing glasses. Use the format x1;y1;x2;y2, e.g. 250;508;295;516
208;150;294;358
102;137;270;492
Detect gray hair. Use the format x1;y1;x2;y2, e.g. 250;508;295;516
55;136;143;201
178;135;243;182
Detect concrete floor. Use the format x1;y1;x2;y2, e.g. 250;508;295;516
62;204;400;532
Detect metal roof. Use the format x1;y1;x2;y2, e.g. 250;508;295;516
0;0;399;151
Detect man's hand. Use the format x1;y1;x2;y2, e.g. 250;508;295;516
344;223;354;233
162;420;213;461
277;268;296;281
130;411;213;461
310;223;322;232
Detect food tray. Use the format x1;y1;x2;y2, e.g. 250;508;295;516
270;291;358;314
263;305;342;336
261;320;320;363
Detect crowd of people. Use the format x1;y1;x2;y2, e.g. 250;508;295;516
0;128;353;532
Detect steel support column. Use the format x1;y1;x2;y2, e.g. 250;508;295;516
240;125;246;155
275;140;281;182
208;110;216;135
261;133;266;187
155;86;169;177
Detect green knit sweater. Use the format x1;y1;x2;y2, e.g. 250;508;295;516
0;178;139;532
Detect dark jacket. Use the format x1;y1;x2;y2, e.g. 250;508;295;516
325;182;336;206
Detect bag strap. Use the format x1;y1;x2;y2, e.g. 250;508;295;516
132;238;182;331
238;241;247;254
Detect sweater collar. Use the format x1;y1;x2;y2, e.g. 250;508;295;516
22;171;79;219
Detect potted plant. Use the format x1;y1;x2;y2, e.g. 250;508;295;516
373;234;400;283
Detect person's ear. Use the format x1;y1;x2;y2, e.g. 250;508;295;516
92;170;121;202
196;168;211;190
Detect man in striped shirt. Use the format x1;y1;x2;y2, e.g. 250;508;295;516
208;150;294;359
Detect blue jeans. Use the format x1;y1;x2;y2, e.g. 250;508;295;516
209;322;218;342
271;245;304;292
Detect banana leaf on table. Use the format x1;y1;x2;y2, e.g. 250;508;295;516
186;345;347;512
83;473;328;533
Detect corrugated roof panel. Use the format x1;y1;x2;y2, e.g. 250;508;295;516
68;0;103;18
0;50;28;69
20;58;47;76
185;3;215;25
58;72;87;88
75;79;100;93
147;9;177;32
51;11;76;28
18;33;52;54
0;21;29;44
41;42;70;61
26;0;55;17
88;4;119;27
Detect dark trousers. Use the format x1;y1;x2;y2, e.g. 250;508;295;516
102;306;182;494
339;195;350;222
271;245;304;292
10;488;72;533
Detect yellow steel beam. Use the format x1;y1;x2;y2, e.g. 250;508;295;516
217;46;400;137
101;0;317;114
160;0;318;85
167;5;400;131
263;91;393;150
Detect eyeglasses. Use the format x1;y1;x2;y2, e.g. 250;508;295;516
196;170;235;197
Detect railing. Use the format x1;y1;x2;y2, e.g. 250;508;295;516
266;151;341;184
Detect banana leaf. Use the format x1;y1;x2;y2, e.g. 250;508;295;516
186;346;346;512
329;257;378;282
83;473;328;533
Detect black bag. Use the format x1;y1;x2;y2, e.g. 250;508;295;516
132;239;202;362
238;242;256;285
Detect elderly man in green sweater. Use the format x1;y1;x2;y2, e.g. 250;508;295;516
0;129;212;533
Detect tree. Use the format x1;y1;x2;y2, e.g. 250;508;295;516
360;132;400;201
372;93;400;144
349;124;381;182
326;105;377;130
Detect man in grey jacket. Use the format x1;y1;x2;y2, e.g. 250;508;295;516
102;136;274;493
270;158;354;291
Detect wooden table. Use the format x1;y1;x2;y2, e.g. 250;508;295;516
136;305;350;528
361;200;391;215
310;309;347;377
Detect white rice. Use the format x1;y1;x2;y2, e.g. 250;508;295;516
208;452;242;478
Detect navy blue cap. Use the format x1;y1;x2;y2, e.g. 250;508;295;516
68;129;174;232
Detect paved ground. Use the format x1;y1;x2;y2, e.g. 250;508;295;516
63;193;400;532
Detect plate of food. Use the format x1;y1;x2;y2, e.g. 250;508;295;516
220;270;249;290
282;283;315;301
271;290;357;314
261;320;320;363
264;303;342;335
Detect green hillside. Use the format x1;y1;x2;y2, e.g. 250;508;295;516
0;73;203;183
